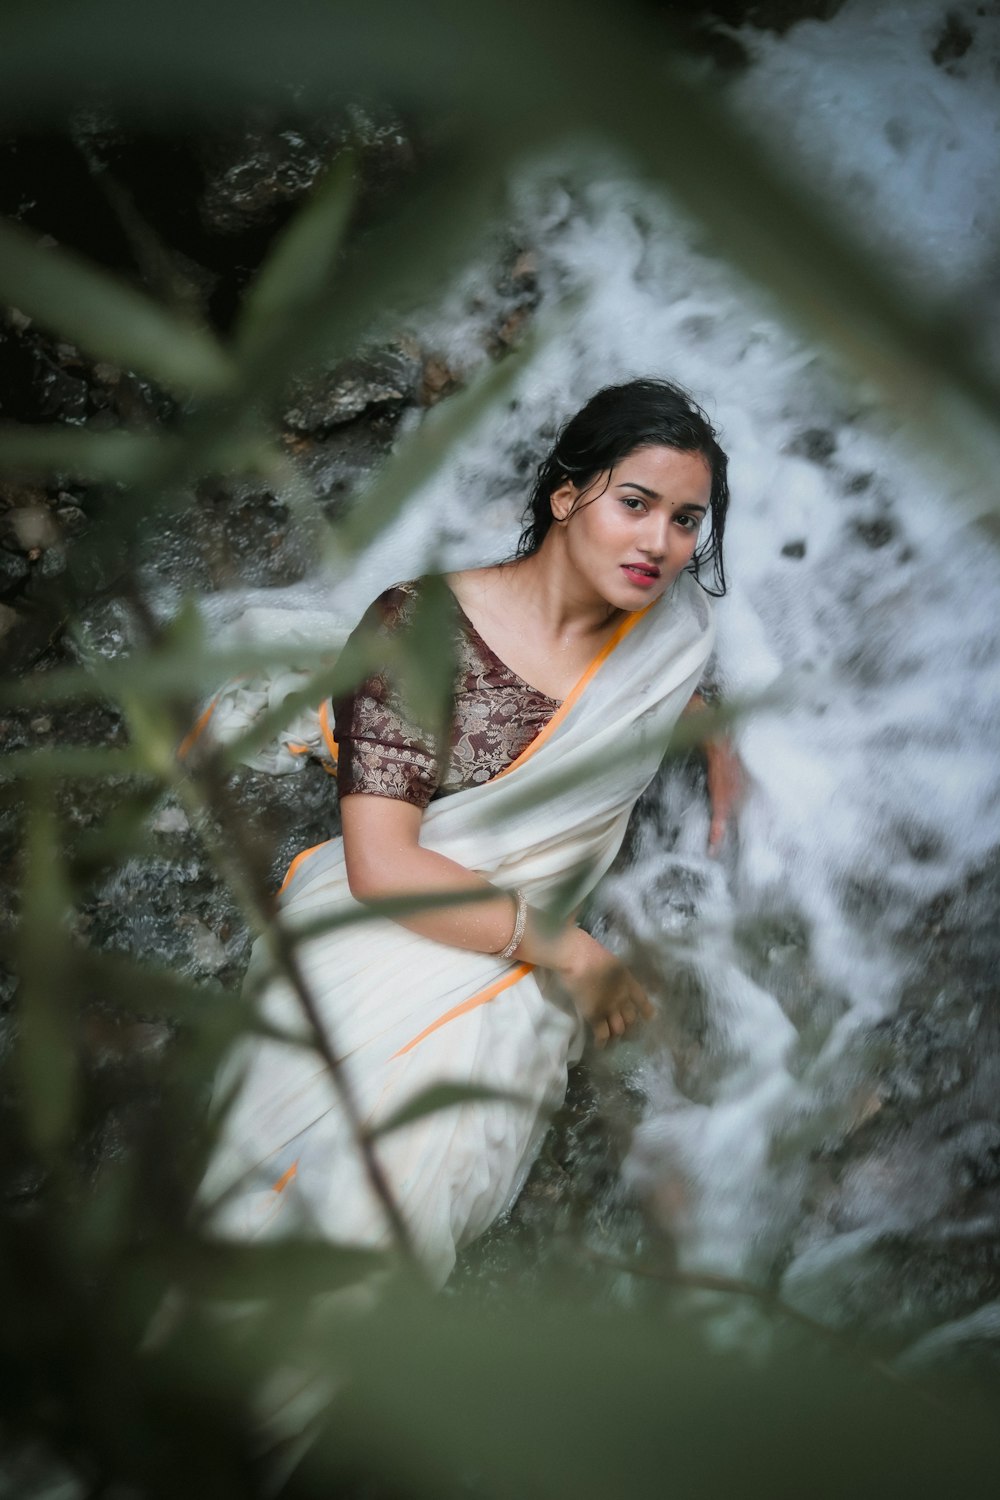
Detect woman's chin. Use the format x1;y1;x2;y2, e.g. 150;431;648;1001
608;576;668;610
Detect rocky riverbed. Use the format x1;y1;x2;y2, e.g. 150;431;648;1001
2;0;999;1398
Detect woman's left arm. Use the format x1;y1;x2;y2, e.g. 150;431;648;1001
682;691;748;855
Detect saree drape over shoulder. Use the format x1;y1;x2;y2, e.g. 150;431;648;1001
200;572;714;1284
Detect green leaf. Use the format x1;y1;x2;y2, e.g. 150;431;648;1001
0;746;146;780
68;782;165;876
0;644;325;711
236;150;356;360
0;426;169;482
72;948;306;1047
0;425;282;484
466;689;773;831
0;216;235;396
391;574;460;758
369;1081;536;1140
248;888;500;969
302;1289;1000;1500
17;794;78;1157
175;1237;387;1301
211;615;438;770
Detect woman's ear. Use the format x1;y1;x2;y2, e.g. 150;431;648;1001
549;480;577;524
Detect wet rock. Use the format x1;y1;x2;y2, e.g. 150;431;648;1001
197;108;415;240
300;416;402;516
282;344;423;434
54;501;88;536
931;10;974;69
0;547;29;588
420;354;460;407
781;539;806;559
945;1120;1000;1191
81;1010;173;1067
868;1011;967;1109
697;0;846;31
490;305;533;353
897;1299;1000;1382
180;916;230;976
29;346;91;422
37;542;67;578
854;515;896;549
0;601;23;642
785;427;837;463
198;118;352;237
151;805;191;836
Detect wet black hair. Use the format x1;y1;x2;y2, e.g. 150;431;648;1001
516;377;730;596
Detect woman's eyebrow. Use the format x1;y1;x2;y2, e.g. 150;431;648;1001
616;480;708;515
616;481;660;498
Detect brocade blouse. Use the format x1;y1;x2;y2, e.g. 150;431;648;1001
332;579;560;810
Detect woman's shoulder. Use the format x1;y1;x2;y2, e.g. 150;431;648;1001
360;578;426;631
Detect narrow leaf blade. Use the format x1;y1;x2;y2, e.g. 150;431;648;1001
236;150;357;359
370;1082;536;1140
0;216;235;396
17;795;77;1156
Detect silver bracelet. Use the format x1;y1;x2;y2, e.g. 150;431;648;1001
497;888;528;961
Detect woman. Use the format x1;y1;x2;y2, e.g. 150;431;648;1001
200;377;738;1285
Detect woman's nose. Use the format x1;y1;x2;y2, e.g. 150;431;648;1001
638;512;670;559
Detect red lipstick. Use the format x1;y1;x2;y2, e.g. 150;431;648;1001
621;563;660;589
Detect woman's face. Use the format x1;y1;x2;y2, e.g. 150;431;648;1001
550;443;712;612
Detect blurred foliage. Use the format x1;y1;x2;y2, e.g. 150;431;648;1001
2;0;1000;1495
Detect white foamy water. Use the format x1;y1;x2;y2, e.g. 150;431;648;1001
317;0;1000;1310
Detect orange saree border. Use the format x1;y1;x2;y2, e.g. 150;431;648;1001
492;602;653;780
391;962;533;1058
318;699;339;762
177;693;222;760
278;840;332;894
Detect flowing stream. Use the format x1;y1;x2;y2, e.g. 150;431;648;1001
178;0;1000;1360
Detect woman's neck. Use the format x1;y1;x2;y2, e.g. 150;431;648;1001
504;536;623;642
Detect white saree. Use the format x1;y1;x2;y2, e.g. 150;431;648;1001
200;571;714;1284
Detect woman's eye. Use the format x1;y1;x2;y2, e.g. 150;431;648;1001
620;495;646;512
676;514;698;531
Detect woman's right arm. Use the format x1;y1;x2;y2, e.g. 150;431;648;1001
340;793;653;1046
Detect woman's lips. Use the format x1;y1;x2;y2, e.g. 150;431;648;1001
621;564;660;589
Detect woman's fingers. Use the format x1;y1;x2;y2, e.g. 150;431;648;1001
593;1000;654;1045
565;939;656;1041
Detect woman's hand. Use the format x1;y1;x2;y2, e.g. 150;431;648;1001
549;926;654;1048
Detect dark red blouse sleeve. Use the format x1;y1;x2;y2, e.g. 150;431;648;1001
331;583;441;811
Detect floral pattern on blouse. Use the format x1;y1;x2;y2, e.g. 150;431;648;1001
332;579;560;809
